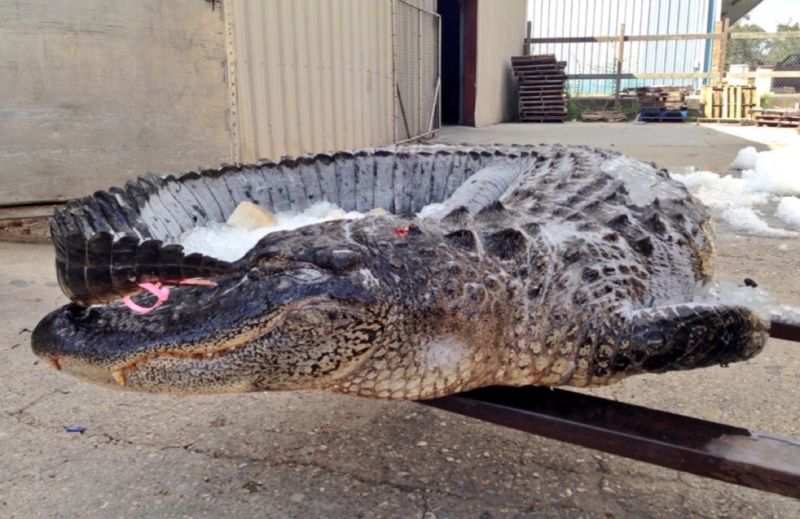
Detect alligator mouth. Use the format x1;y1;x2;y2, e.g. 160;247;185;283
32;268;338;392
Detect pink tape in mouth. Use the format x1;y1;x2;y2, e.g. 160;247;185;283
122;283;171;314
121;279;219;314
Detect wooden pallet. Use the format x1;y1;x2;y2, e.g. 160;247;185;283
697;117;756;125
581;111;627;123
701;85;758;120
750;109;800;127
512;54;567;123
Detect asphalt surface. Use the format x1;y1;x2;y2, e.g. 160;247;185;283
1;123;799;518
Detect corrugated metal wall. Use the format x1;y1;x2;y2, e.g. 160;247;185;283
475;0;527;126
229;0;395;162
0;0;229;205
528;0;721;94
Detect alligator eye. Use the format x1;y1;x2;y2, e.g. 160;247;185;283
313;248;362;272
288;268;327;283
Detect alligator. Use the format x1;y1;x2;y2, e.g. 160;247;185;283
32;145;768;399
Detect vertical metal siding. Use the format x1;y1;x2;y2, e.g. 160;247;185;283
229;0;394;162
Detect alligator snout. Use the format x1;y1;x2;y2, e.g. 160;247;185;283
32;264;387;394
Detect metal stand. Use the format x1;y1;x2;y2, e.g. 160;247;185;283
424;322;800;499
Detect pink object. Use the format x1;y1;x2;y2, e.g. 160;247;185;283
121;278;218;314
122;282;171;314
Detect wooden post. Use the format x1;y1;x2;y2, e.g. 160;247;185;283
712;18;730;85
614;23;626;108
525;21;532;56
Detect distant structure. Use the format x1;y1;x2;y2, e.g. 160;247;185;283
527;0;763;94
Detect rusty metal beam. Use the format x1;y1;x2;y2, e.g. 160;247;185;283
770;321;800;342
423;321;800;499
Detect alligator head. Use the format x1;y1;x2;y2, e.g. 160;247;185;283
33;244;388;393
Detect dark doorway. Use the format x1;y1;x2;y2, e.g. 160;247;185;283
438;0;477;126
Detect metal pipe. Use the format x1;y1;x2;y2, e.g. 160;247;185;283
423;321;800;499
424;385;800;499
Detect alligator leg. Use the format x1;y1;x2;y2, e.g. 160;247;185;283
599;304;769;380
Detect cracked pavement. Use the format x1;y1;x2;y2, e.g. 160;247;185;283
2;124;800;518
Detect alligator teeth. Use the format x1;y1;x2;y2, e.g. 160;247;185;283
111;369;126;387
47;357;61;370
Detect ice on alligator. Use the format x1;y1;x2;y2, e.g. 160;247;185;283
180;201;368;262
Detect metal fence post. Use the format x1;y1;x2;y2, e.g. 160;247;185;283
391;0;398;142
614;23;626;107
417;8;422;135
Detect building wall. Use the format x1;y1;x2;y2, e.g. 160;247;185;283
474;0;528;126
229;0;395;162
0;1;230;205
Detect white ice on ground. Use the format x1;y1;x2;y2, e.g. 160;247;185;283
670;170;770;211
742;147;800;196
731;146;758;170
719;207;798;238
180;202;366;262
671;145;800;238
776;197;800;229
694;280;800;325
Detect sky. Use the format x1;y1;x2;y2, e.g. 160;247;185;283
742;0;798;30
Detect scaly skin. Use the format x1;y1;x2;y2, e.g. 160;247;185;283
32;145;768;398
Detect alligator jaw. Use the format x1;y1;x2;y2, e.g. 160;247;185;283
31;265;383;394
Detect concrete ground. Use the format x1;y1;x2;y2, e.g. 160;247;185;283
2;123;799;518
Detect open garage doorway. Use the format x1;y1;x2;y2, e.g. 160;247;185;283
437;0;477;126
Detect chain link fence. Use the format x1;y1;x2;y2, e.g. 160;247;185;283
526;27;800;121
727;31;800;93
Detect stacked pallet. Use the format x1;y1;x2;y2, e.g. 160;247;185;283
750;109;800;128
620;86;690;123
622;86;689;110
512;55;567;123
699;85;758;122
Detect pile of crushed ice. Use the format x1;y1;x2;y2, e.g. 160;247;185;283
671;146;800;238
180;201;368;262
674;145;800;321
